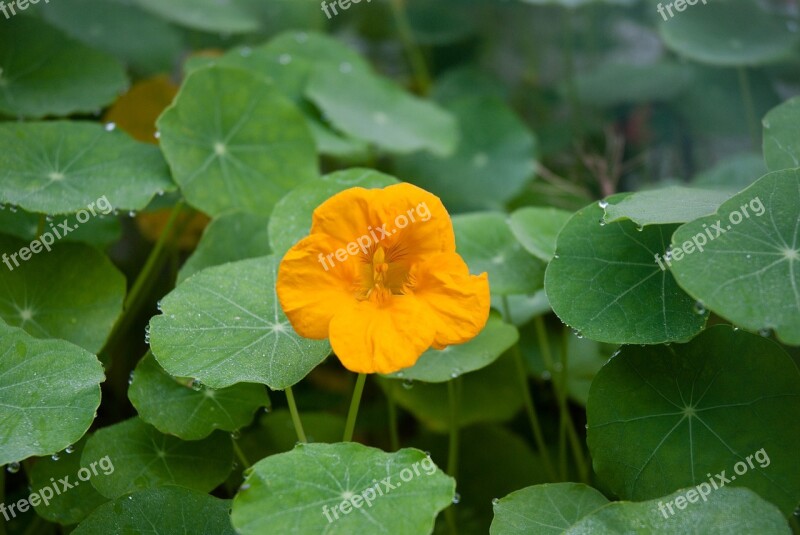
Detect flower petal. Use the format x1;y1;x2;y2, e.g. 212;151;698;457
277;233;360;339
310;183;456;262
329;295;437;374
411;252;490;348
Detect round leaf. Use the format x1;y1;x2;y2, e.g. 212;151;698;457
0;121;174;214
29;437;108;525
134;0;259;33
602;187;731;227
129;353;270;440
670;170;800;345
268;168;398;255
395;96;537;212
306;64;458;156
0;17;128;118
586;326;800;515
566;487;790;535
0;235;125;352
157;66;318;217
72;486;236;535
232;443;454;535
0;322;104;466
81;418;233;499
177;211;271;284
509;207;573;262
385;316;519;383
454;212;546;296
545;199;706;344
150;255;331;389
763;96;800;172
490;483;609;535
658;0;798;67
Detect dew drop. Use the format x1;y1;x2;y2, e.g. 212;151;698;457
553;254;559;259
191;379;203;391
239;483;251;491
402;379;414;390
693;301;706;315
128;210;136;218
572;329;583;339
264;406;271;414
104;122;116;132
491;498;500;506
635;224;644;232
452;493;461;504
65;444;75;454
51;453;60;461
128;371;135;385
9;206;17;213
598;200;609;209
154;131;161;139
396;371;404;378
6;462;20;474
231;430;241;440
598;218;606;226
758;328;771;337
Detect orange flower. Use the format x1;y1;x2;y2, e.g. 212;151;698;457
277;183;490;374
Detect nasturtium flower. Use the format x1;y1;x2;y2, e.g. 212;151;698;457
277;183;490;374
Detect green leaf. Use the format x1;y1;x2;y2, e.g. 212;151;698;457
763;96;800;172
395;96;536;211
586;325;800;515
268;168;399;255
670;170;800;345
566;487;790;535
572;61;693;107
306;64;458;156
508;207;573;262
490;291;551;326
379;353;524;432
385;316;518;383
134;0;259;33
544;199;706;344
490;483;609;535
693;153;766;191
0;17;127;119
129;353;269;440
0;121;174;215
231;443;454;535
658;0;798;66
0;209;121;248
178;211;271;284
29;437;108;525
72;486;236;535
0;322;104;466
602;187;731;226
0;235;124;352
81;418;233;499
454;212;546;296
41;0;183;74
150;255;331;389
157;66;318;217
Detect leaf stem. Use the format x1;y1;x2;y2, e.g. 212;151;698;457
387;395;400;451
501;297;558;482
737;66;759;149
389;0;432;94
447;378;460;478
285;386;307;444
232;440;251;470
342;373;367;442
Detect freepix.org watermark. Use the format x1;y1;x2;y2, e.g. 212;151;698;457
0;0;51;20
317;201;432;271
654;196;765;271
1;455;114;522
656;0;708;22
322;456;437;524
656;448;770;518
320;0;371;20
2;195;113;272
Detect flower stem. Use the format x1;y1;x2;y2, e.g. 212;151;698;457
387;395;400;451
232;440;251;470
389;0;431;94
737;66;759;149
285;386;307;443
343;373;367;442
501;298;558;482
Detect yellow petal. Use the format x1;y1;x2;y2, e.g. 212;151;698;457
310;183;456;263
411;253;490;348
277;234;360;339
329;295;437;374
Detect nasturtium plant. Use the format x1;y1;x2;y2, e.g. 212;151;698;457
2;2;799;533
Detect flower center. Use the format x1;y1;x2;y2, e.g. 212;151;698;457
360;246;410;302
